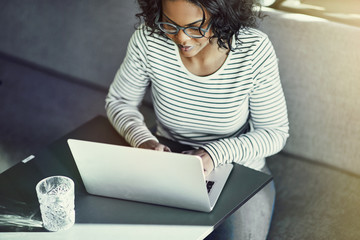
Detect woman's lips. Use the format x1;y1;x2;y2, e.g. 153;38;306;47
178;45;193;52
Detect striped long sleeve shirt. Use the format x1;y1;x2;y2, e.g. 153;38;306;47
105;26;289;171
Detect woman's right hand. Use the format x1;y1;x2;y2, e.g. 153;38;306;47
138;140;171;152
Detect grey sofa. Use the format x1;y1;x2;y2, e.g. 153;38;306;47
257;7;360;239
1;1;359;239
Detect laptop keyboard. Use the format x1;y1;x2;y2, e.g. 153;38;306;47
206;181;215;193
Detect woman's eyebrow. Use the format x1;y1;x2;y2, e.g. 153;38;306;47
163;13;203;26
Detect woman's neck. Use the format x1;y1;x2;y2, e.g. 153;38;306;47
180;39;230;76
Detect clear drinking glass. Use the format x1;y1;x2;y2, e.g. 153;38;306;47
36;176;75;231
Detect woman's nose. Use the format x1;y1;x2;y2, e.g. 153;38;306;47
174;29;192;43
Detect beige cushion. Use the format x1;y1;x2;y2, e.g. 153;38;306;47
267;153;360;239
258;8;360;175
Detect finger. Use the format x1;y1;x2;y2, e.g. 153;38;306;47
182;150;192;154
154;145;164;151
154;144;171;152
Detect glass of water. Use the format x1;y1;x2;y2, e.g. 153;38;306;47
36;176;75;231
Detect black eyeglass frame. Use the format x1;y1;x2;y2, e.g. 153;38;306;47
155;14;212;39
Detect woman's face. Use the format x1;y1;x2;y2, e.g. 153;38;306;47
161;0;212;58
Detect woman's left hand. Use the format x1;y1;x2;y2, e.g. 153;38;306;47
182;149;214;176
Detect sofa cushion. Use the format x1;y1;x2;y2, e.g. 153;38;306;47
0;55;107;173
267;153;360;239
0;0;139;89
258;8;360;175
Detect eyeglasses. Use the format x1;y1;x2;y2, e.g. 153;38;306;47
155;14;211;39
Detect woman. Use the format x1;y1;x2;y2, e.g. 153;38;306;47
106;0;289;239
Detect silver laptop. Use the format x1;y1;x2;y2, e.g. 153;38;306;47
67;139;233;212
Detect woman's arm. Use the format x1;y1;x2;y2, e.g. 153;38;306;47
202;36;289;169
105;28;159;148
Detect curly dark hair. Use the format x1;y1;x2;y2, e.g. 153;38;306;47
135;0;262;50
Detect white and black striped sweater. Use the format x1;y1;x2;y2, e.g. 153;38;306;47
106;26;289;171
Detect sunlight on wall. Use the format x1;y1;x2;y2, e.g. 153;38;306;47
281;12;327;22
277;0;360;27
325;12;360;21
283;0;326;11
